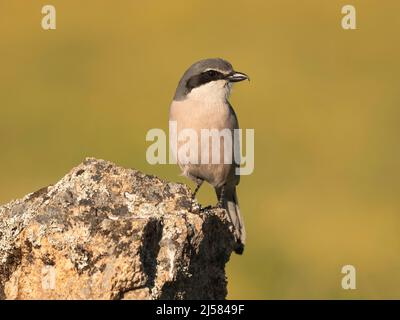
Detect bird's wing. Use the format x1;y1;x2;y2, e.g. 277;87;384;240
228;102;241;186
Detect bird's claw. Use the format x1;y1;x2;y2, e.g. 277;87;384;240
216;200;224;209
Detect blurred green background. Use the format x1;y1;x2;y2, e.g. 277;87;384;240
1;0;400;299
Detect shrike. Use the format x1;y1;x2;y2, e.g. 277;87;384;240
169;58;249;254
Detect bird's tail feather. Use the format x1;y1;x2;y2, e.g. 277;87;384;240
217;186;246;254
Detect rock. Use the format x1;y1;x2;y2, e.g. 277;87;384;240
0;158;236;300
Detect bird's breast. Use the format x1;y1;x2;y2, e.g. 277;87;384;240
169;98;238;187
169;98;234;131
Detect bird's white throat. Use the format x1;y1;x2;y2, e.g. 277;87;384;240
186;80;232;104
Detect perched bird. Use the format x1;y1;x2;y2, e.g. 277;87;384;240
169;58;249;254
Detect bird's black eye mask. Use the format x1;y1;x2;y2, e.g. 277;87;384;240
186;69;227;92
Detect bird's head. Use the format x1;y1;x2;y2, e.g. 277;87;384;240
174;58;249;102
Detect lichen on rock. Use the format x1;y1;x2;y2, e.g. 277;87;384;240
0;158;236;299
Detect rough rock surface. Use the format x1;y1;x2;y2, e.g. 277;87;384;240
0;158;236;300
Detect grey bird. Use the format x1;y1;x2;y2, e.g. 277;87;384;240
169;58;249;254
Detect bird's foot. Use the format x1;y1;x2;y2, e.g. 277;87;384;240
216;199;224;209
207;200;223;211
199;205;213;213
215;185;225;209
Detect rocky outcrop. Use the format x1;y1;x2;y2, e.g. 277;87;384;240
0;158;236;299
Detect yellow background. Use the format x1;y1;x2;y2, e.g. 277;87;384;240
1;1;400;299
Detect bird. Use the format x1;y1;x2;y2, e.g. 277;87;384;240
169;58;249;254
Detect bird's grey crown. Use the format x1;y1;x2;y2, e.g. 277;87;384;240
173;58;234;101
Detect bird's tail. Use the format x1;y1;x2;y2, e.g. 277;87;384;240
216;186;246;254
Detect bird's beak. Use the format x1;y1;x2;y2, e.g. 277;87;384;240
226;71;250;82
